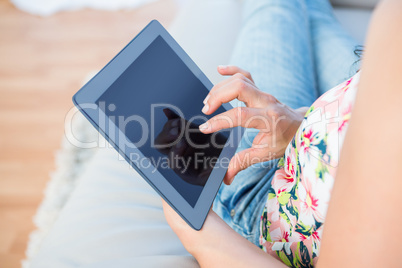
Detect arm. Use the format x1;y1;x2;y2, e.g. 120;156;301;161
162;66;305;267
318;0;402;267
162;200;287;268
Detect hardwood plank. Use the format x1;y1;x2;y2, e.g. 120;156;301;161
0;0;177;267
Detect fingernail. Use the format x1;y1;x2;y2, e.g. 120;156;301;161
218;65;227;70
202;103;209;114
199;122;209;131
203;94;210;105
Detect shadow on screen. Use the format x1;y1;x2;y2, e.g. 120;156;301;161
154;108;227;186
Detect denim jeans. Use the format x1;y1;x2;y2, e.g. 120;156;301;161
213;0;360;246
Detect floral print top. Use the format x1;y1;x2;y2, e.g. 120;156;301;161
259;73;360;267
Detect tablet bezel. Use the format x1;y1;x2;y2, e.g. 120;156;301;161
72;20;243;230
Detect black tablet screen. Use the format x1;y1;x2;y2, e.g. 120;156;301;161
97;36;229;207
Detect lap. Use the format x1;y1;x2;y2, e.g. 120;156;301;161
213;159;279;246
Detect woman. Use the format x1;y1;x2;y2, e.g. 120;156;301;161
163;0;402;267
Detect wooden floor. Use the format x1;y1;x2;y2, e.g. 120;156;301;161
0;1;176;266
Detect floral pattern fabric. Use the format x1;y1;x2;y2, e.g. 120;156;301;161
259;73;360;267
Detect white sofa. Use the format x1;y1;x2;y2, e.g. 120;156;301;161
29;1;377;267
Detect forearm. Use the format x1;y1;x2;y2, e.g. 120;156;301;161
190;213;286;268
195;240;286;268
317;0;402;267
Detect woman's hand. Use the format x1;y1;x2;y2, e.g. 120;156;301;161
161;199;233;257
162;199;287;268
199;65;306;184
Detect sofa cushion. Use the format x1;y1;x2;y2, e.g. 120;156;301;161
30;146;198;268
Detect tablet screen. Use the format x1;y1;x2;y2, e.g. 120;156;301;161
97;35;229;207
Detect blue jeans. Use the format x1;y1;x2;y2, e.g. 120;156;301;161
213;0;360;246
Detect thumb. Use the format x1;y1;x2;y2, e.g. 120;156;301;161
223;148;254;185
223;147;273;185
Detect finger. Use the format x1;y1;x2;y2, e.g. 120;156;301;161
161;197;193;234
199;107;271;133
217;65;254;83
223;147;273;185
161;198;176;225
202;73;254;105
202;78;268;115
161;198;172;218
161;198;168;209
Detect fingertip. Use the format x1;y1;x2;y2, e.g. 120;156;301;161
199;122;210;133
227;159;240;180
224;167;236;185
223;175;231;185
217;65;229;74
218;65;227;71
224;174;236;185
201;102;210;114
202;104;218;116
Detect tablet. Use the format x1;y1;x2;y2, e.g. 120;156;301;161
73;20;243;230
